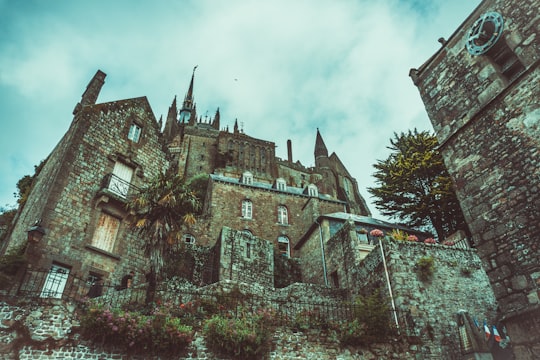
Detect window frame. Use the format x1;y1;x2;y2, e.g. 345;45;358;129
128;123;142;143
91;212;121;253
277;205;288;225
241;199;253;219
182;233;196;245
278;236;290;258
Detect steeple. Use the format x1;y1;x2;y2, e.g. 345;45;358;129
314;128;328;160
212;108;220;130
234;119;239;134
179;66;197;124
163;96;178;140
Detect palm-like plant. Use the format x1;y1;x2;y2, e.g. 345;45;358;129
127;170;201;304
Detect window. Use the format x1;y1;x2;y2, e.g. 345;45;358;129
308;184;318;197
343;177;353;197
241;199;253;219
331;271;340;288
183;234;196;245
277;205;288;225
109;162;134;198
41;263;71;299
241;171;253;185
276;178;286;191
128;124;142;143
246;242;251;259
242;229;253;236
91;212;120;253
278;236;290;258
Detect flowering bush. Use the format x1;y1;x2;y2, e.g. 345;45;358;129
79;304;193;355
369;229;385;238
424;237;436;244
203;307;277;359
442;240;455;246
407;234;419;242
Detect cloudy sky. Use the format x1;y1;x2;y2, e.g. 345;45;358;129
0;0;481;219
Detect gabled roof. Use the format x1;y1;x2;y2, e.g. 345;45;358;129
295;212;432;250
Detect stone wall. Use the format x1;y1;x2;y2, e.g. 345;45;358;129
0;296;422;360
217;227;274;287
411;1;540;358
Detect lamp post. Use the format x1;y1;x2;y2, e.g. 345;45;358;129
27;222;46;243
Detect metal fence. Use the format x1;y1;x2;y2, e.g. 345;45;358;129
8;267;417;335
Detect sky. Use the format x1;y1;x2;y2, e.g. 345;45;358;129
0;0;482;220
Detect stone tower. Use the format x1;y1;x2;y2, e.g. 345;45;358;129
410;0;539;358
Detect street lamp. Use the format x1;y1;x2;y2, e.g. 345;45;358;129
27;220;45;243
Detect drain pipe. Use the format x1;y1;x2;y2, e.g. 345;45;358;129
315;219;329;286
379;238;399;330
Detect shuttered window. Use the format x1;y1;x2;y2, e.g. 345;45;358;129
91;213;120;253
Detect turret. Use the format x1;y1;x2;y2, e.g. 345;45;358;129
314;128;329;165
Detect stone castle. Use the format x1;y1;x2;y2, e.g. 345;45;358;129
410;0;539;358
1;0;537;358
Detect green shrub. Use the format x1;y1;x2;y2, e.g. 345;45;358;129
339;291;395;346
416;256;435;281
79;304;193;356
203;308;276;359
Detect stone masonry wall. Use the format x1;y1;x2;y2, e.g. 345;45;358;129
412;1;539;357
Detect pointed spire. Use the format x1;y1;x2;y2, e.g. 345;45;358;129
234;119;239;134
158;115;163;130
163;96;179;139
314;128;328;159
179;66;197;124
212;108;220;130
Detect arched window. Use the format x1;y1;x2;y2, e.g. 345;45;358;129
278;236;290;258
277;205;288;225
182;234;196;245
241;199;253;219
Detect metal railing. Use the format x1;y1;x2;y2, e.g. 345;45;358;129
7;268;417;336
100;173;140;200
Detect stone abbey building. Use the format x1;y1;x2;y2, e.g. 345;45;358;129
3;66;426;289
411;0;539;358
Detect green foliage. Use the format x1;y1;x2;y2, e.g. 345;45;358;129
368;129;467;240
15;159;47;207
127;170;201;303
79;303;193;356
390;229;408;241
339;291;395;346
187;174;209;212
416;256;436;281
203;308;277;359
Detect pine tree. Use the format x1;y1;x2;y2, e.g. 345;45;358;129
368;129;467;240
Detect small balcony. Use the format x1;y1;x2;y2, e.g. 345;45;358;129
99;173;140;202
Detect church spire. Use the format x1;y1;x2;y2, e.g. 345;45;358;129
179;66;197;124
212;108;220;130
314;128;328;160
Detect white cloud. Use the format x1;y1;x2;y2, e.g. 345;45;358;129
0;0;482;218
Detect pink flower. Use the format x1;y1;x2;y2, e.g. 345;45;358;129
370;229;385;237
407;235;419;242
424;238;436;244
443;240;455;246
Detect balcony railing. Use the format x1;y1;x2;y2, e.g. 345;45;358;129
101;173;140;200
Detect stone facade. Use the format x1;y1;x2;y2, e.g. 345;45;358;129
411;0;540;358
1;68;370;289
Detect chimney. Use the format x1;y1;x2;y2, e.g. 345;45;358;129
73;70;106;114
287;139;293;163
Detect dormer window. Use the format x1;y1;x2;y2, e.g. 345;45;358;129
241;171;253;185
128;124;142;143
276;178;287;191
308;184;318;197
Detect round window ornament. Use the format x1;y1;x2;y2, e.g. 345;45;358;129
465;11;504;55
